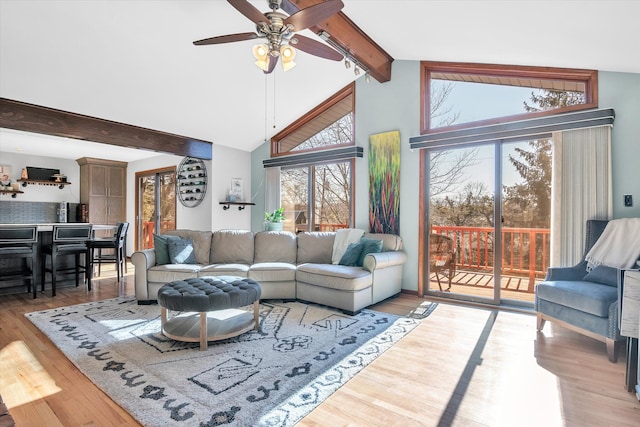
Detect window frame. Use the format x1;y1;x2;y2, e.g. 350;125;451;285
271;83;355;157
420;61;598;135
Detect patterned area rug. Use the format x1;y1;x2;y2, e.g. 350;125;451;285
26;297;424;427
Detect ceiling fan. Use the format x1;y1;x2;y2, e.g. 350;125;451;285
193;0;344;73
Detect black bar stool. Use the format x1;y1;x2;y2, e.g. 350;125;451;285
0;225;39;298
41;224;93;296
89;222;129;282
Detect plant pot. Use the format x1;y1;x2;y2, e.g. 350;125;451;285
264;222;284;232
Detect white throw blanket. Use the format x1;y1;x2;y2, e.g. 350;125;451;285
331;228;365;264
585;218;640;270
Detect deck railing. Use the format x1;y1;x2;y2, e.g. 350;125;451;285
432;225;550;290
141;221;177;249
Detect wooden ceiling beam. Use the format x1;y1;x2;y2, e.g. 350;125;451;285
282;0;393;83
0;98;212;160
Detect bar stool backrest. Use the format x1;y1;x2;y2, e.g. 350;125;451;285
0;225;38;244
53;224;93;242
117;222;129;244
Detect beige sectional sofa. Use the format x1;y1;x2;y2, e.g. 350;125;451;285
131;229;407;314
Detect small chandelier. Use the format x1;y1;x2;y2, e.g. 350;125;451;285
252;43;297;72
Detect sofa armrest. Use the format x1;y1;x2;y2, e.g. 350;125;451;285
131;249;156;301
363;251;408;272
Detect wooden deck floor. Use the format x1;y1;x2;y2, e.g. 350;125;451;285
429;270;539;303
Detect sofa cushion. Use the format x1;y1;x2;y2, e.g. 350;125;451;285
357;238;383;267
210;230;254;264
164;229;212;265
199;263;250;277
167;238;197;264
254;231;297;263
582;265;619;287
153;234;183;265
362;232;403;251
296;232;334;264
249;262;297;281
536;280;618;317
339;242;364;266
297;263;372;292
148;264;203;284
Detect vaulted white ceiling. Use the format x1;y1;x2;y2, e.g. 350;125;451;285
1;0;638;161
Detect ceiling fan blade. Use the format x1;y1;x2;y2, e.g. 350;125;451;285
264;55;278;74
284;0;344;31
291;34;343;61
193;32;258;46
227;0;267;25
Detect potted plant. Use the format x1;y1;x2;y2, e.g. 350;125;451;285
264;207;285;231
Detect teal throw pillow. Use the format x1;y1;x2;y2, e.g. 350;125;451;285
357;238;383;267
167;238;197;264
153;234;182;265
339;242;364;266
583;265;618;287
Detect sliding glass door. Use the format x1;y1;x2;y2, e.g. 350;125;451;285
135;167;176;250
427;144;499;304
425;139;551;306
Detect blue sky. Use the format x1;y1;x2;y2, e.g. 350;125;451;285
431;80;541;195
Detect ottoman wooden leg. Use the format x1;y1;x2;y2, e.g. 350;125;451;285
200;312;207;351
253;300;260;331
161;307;167;333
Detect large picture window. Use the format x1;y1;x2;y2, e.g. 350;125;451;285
271;83;354;157
421;61;598;134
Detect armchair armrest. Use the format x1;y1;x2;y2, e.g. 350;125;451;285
363;251;407;272
545;264;588;281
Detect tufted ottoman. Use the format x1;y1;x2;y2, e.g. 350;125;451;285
157;276;262;350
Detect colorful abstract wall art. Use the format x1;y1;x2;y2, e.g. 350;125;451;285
369;130;400;234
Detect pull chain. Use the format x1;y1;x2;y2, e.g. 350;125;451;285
272;71;276;129
264;73;268;143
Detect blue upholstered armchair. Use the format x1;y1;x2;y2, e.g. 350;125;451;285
535;220;625;362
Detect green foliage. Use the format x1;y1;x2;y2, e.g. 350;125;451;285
264;207;285;223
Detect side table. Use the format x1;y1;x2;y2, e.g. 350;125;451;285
620;268;640;397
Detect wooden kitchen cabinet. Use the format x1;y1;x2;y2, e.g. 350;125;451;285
76;158;127;231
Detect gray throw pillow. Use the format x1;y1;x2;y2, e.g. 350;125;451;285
583;265;619;287
339;242;364;266
167;238;197;264
153;234;182;265
357;238;383;267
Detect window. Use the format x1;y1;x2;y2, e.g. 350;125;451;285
271;83;355;156
267;83;356;232
281;161;353;233
416;61;600;304
421;61;598;134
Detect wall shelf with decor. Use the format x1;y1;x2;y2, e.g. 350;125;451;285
219;201;255;211
177;157;207;207
17;179;72;190
0;189;24;198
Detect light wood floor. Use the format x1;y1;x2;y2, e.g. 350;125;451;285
1;270;639;426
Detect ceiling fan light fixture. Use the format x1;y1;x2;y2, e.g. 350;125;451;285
280;45;296;71
253;44;270;71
